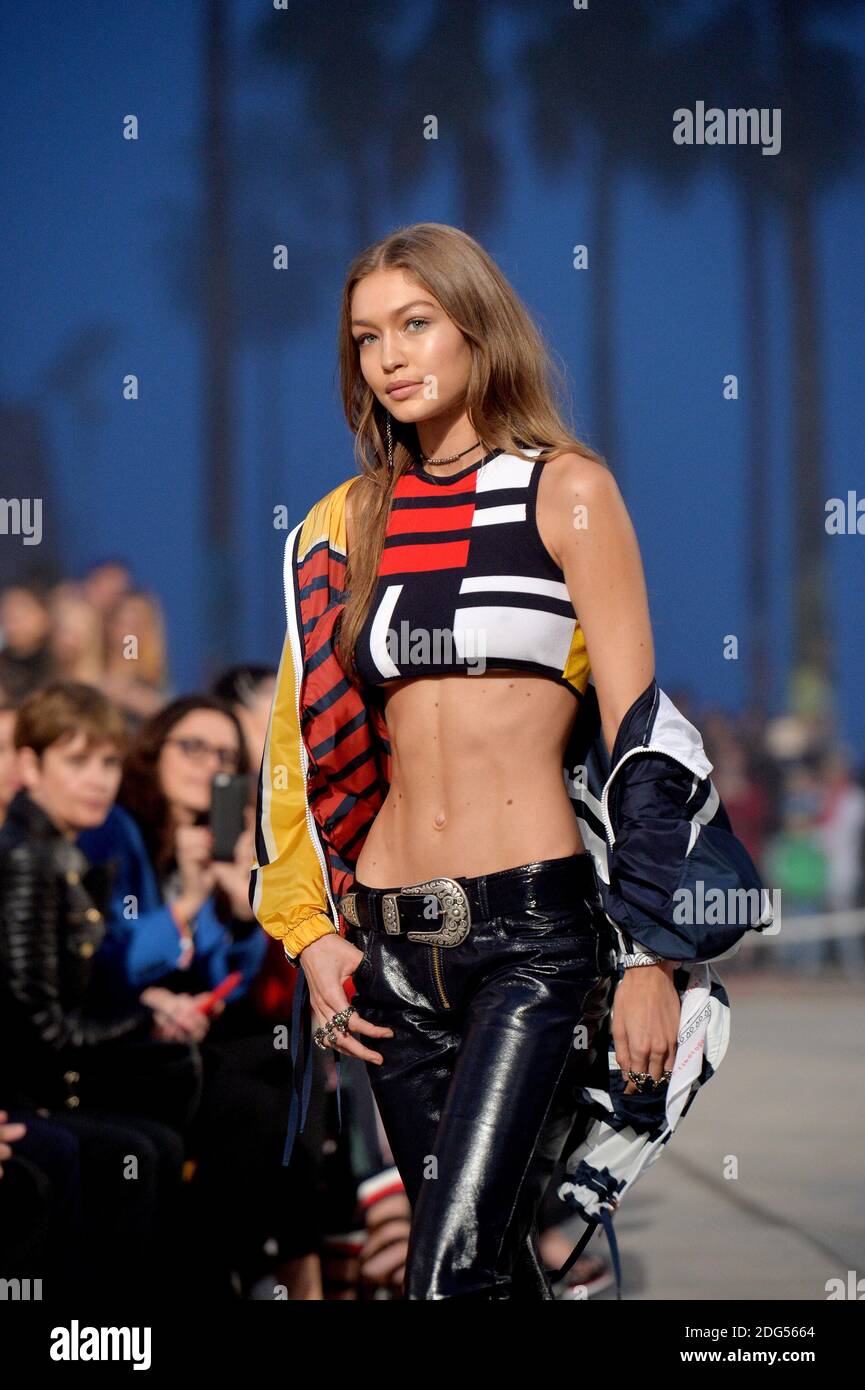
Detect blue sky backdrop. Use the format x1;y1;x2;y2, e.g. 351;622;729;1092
2;0;863;748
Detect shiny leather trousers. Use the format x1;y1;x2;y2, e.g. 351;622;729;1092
348;853;616;1301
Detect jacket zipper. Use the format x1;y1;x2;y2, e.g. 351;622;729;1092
599;743;711;850
282;524;340;935
431;944;451;1009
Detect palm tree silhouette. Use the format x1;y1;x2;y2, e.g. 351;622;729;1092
515;0;862;723
374;0;505;234
649;1;778;715
770;0;862;716
255;0;399;250
511;0;670;475
666;0;862;718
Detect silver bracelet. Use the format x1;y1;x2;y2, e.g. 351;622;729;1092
619;948;666;969
610;923;666;970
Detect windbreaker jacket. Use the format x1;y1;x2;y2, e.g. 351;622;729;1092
249;475;774;1294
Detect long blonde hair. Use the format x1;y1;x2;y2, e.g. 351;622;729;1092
336;222;605;679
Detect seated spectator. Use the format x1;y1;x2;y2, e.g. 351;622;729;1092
79;558;132;621
78;695;321;1299
0;1106;84;1297
0;682;199;1299
0;699;22;822
48;582;106;686
0;582;57;704
211;663;276;770
99;589;173;726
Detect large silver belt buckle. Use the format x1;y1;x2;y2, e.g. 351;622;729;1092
338;893;360;927
395;877;471;947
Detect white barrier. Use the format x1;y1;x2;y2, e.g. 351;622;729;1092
748;907;865;945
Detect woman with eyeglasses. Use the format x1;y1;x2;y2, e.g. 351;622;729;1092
77;697;267;1010
76;695;322;1300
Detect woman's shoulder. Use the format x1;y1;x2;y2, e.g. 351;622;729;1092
534;448;621;517
535;446;613;486
533;449;635;571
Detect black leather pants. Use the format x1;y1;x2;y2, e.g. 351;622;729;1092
347;852;616;1300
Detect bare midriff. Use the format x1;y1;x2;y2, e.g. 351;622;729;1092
353;669;588;889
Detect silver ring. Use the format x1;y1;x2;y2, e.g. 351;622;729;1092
627;1070;654;1091
627;1069;674;1091
313;1004;356;1051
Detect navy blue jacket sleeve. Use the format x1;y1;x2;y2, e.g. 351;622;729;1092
602;753;771;962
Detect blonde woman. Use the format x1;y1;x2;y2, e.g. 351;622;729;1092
250;223;768;1300
48;583;105;684
101;589;172;723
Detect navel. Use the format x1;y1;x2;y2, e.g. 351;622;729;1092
432;811;447;829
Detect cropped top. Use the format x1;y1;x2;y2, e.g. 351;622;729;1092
352;446;591;699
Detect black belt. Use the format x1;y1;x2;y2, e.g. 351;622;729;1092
338;855;600;949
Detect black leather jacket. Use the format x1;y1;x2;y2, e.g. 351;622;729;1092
0;788;152;1110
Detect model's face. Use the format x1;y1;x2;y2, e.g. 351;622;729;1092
157;709;242;817
350;268;473;427
21;731;123;835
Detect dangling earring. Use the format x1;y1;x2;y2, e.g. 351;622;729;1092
386;412;394;475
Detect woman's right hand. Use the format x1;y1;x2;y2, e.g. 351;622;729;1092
299;933;394;1064
140;986;211;1043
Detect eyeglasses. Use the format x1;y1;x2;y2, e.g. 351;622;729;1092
164;736;241;773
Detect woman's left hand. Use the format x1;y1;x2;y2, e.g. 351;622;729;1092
611;963;680;1095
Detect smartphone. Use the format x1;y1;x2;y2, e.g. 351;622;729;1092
209;772;253;861
196;971;244;1014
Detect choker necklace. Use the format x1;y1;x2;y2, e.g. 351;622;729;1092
419;439;484;466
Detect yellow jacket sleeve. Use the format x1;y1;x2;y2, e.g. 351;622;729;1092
248;617;338;964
